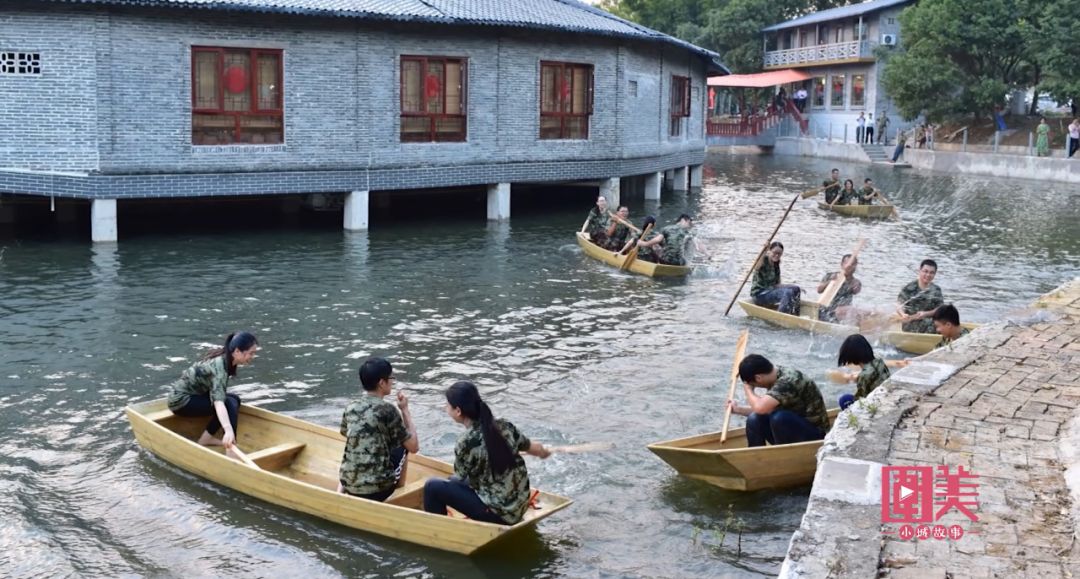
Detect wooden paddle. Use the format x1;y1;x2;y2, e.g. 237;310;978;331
229;445;262;470
720;329;750;443
872;189;900;219
800;185;827;199
608;211;642;234
547;442;614;454
581;216;591;233
723;193;804;316
620;223;653;271
818;239;866;308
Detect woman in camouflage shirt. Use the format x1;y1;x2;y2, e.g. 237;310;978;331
167;332;258;454
835;334;891;410
423;381;552;525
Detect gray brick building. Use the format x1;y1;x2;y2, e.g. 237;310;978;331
0;0;725;241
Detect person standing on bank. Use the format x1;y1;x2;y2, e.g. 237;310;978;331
866;113;875;144
896;259;945;334
728;354;830;446
167;332;259;459
877;111;890;145
1068;118;1080;158
1036;117;1051;157
751;241;802;316
424;381;552;525
856;112;866;144
338;357;419;502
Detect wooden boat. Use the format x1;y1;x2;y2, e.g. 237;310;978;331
647;409;841;491
881;323;980;355
737;299;856;337
817;202;895;219
575;231;691;277
126;398;572;555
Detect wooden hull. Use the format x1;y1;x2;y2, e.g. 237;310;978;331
647;409;841;491
817;202;894;219
737;299;857;337
881;323;980;355
126;399;571;555
575;232;692;277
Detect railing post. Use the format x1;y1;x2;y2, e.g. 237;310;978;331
844;124;848;143
962;128;968;152
993;131;1000;153
1028;132;1033;156
829;122;833;142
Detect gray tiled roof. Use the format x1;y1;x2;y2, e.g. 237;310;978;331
48;0;726;71
762;0;914;32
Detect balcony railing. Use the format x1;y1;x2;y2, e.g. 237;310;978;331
764;40;873;68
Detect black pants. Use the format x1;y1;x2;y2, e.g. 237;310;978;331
866;127;874;143
746;410;824;447
423;477;508;524
1069;137;1078;158
173;393;240;437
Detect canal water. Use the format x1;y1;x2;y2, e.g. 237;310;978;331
1;153;1077;578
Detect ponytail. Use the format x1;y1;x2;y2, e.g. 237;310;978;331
446;381;515;475
202;331;258;377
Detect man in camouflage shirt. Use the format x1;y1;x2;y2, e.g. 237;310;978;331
856;178;879;205
584;195;611;246
605;205;632;251
822;168;842;204
816;254;862;322
896;259;945;334
338;357;419;501
634;214;696;265
730;354;830;446
933;304;971;348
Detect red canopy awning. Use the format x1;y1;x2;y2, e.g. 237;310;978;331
708;69;811;88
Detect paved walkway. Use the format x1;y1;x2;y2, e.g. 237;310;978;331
781;279;1080;578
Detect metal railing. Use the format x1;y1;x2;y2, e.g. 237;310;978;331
706;113;784;137
764;41;873;68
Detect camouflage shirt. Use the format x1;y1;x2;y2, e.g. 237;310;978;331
836;188;858;206
897;281;944;333
633;229;660;261
817;272;859;322
936;327;971;349
658;224;692;266
823;178;841;204
167;355;229;411
750;258;781;298
339;395;411;496
454;419;533;525
608;221;631;249
586;207;611;238
767;367;831;433
855;358;891;400
857;186;876;205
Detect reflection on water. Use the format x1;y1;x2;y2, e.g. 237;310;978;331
0;153;1077;577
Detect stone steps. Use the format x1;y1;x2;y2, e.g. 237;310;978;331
861;143;891;162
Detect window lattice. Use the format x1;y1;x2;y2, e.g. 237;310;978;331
1;52;41;75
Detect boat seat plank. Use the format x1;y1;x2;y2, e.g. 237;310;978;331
247;441;306;470
385;479;428;507
144;408;175;422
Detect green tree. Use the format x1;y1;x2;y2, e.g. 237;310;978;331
881;0;1042;121
1032;0;1080;112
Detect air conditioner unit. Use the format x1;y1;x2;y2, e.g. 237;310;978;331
881;34;897;46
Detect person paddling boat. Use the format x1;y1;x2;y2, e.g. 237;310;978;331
727;354;830;446
896;259;944;333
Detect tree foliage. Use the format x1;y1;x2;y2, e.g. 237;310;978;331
1033;0;1080;108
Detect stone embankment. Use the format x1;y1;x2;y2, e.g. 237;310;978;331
781;278;1080;578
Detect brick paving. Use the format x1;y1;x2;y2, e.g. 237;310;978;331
880;284;1080;578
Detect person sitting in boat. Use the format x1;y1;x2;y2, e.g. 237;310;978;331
751;241;802;316
933;304;970;349
896;259;944;334
166;331;258;460
584;195;611;247
823;168;842;204
816;253;862;323
728;354;830;446
614;215;659;261
604;205;632;251
338;357;419;502
835;334;891;410
634;214;695;266
857;179;879;205
832;179;857;206
423;381;552;525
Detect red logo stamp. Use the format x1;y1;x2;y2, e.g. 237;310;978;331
881;465;979;540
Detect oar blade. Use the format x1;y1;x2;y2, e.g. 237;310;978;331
720;329;751;443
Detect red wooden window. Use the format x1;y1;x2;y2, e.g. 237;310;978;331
401;56;467;142
670;75;691;137
192;47;283;145
539;61;594;140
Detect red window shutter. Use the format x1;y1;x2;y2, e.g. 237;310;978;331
587;66;594;115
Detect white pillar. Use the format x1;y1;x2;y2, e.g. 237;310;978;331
91;198;117;243
599;177;620;207
644;172;662;200
344;190;369;231
672;167;689;192
486;182;510;221
689;165;703;188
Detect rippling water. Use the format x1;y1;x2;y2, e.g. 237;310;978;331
1;153;1077;578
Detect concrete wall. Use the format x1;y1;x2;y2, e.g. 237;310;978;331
0;2;708;197
905;148;1080;185
773;137;872;162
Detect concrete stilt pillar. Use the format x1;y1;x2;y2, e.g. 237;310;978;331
486;182;510;221
91;199;117;243
599;177;620;207
344;190;369;231
672;167;689;192
689;164;703;189
644;172;662;200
